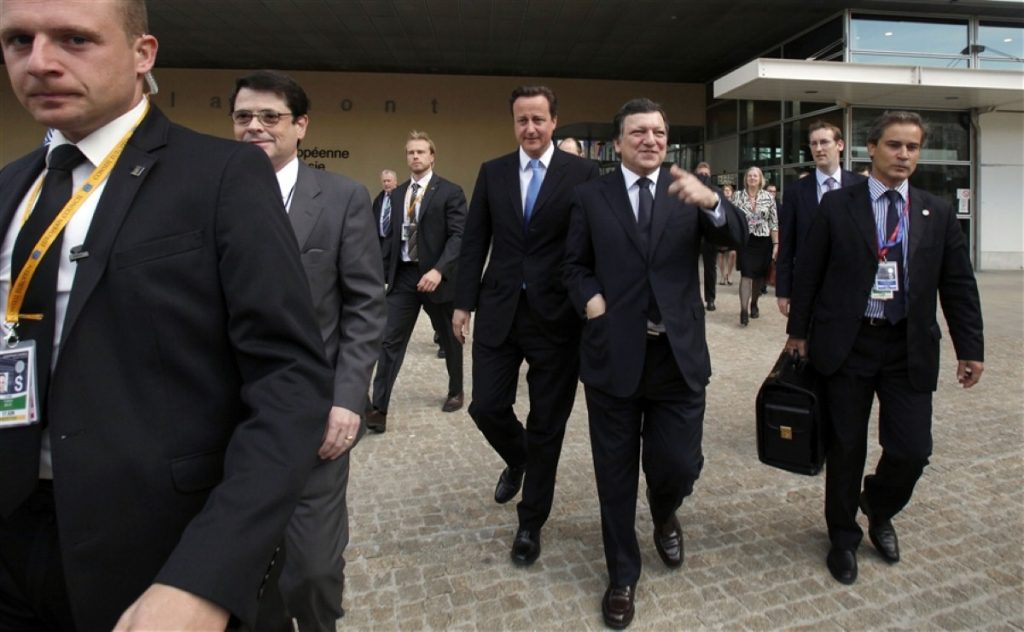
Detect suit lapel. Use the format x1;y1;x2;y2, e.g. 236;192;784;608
529;150;567;222
389;182;408;252
417;176;439;222
848;183;878;259
907;185;931;271
648;167;672;259
801;175;818;211
502;153;525;223
0;149;47;239
60;108;167;350
600;170;645;256
288;163;323;249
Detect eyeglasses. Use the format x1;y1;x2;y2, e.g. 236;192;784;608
231;110;294;127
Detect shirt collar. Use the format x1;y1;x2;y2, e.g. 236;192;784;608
816;166;843;187
276;156;300;205
868;175;909;204
48;97;149;169
410;170;433;188
620;164;660;190
519;143;555;172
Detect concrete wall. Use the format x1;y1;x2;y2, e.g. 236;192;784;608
0;68;703;198
978;110;1024;270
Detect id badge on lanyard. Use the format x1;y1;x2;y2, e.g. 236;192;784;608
0;340;38;427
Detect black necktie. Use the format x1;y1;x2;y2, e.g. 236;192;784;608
636;177;661;324
637;177;653;244
12;144;86;410
882;189;906;323
0;144;85;515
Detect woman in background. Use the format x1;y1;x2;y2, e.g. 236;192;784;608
733;167;778;326
717;183;737;286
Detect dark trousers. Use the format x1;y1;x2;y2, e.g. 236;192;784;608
585;335;705;587
0;482;76;632
824;321;932;551
468;292;581;532
701;239;717;303
371;263;463;412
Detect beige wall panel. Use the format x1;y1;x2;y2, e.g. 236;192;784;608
1;68;702;196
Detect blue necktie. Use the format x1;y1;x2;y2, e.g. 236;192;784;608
883;189;906;323
523;159;543;227
380;194;391;237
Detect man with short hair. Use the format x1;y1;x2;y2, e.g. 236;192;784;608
368;131;466;431
565;98;746;628
0;2;333;629
453;86;598;567
374;168;399;274
230;70;385;630
785;110;984;586
777;121;866;316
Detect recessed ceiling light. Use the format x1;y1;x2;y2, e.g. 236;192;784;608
884;31;894;37
1004;37;1013;43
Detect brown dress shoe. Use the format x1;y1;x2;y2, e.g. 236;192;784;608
602;583;636;629
653;515;683;568
442;391;464;412
365;409;387;433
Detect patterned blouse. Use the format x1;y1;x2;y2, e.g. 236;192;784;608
734;189;778;238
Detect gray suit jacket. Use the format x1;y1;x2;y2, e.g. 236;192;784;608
291;162;385;411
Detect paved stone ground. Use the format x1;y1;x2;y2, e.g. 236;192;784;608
342;271;1023;631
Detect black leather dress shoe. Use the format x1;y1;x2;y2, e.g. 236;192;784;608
436;346;446;359
365;409;387;433
653;515;683;568
740;311;749;326
860;493;900;563
602;584;636;629
826;547;858;585
750;305;760;318
441;392;464;412
706;301;716;312
494;465;525;504
510;529;541;566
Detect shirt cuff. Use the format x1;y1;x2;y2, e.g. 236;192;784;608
703;194;725;227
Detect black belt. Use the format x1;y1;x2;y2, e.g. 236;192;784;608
862;317;905;328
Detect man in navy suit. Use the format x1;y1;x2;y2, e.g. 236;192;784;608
777;120;866;316
453;86;599;567
373;169;398;275
367;131;467;431
564;98;746;628
785;111;984;586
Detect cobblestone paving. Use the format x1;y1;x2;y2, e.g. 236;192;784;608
342;271;1023;631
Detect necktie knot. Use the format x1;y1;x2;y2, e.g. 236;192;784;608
825;176;838;191
637;177;652;192
411;182;420;195
884;189;901;205
48;144;86;173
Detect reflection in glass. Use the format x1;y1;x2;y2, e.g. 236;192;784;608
850;53;969;68
978;23;1024;61
740;100;781;131
740;127;782;168
850;109;969;162
707;102;737;140
850;17;967;55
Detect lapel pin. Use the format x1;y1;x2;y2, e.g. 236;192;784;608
69;245;90;262
130;165;146;177
922;209;930;216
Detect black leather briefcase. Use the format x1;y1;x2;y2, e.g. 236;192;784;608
756;350;825;475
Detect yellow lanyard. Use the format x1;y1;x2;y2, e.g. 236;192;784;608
406;184;424;221
5;100;150;328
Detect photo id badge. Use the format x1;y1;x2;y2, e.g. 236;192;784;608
874;261;899;296
0;340;37;428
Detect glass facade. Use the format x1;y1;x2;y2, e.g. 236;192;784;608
704;9;1008;260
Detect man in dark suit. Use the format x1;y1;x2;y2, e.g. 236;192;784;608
0;2;333;629
564;98;746;628
777;120;866;316
785;110;984;586
367;131;466;432
230;70;385;631
373;168;399;276
452;86;599;566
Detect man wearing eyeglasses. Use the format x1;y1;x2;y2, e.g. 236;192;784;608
230;71;385;630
